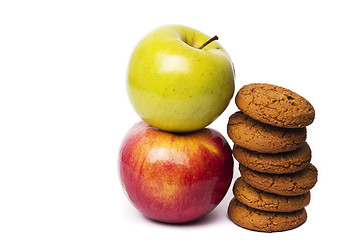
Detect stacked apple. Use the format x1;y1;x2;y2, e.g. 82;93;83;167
119;25;236;223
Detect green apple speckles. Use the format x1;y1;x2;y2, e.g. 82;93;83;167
127;24;235;132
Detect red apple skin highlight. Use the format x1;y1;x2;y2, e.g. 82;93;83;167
119;121;233;223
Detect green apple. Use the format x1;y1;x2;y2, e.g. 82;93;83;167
127;24;235;132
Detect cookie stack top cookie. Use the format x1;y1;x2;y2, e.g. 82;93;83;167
235;83;315;128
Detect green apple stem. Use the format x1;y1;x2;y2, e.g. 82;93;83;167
198;35;219;50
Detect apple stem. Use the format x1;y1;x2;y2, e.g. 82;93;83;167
198;35;219;50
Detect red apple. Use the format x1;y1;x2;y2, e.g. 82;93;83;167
119;121;233;223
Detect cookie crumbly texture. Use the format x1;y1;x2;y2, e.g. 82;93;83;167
227;111;307;153
228;198;307;232
233;143;311;174
233;177;310;212
235;83;315;128
239;163;318;196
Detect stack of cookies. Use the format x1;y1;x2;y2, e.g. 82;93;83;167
226;83;318;232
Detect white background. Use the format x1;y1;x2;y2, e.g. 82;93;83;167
1;0;359;239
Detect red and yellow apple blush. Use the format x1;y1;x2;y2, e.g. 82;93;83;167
119;121;233;223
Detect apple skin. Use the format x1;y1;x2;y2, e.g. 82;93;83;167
127;24;235;132
119;121;233;223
